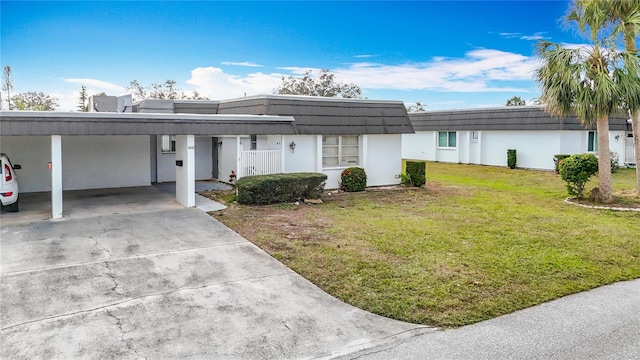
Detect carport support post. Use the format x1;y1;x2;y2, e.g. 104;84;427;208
236;136;242;179
281;135;286;173
51;135;63;219
175;135;195;207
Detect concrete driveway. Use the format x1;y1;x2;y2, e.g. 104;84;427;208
0;187;429;359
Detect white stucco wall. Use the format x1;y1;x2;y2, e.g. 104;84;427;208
156;136;215;182
61;136;150;190
218;137;239;183
283;135;318;173
0;135;150;192
156;145;176;183
402;133;435;161
365;134;402;187
283;134;403;189
480;131;561;169
403;130;629;170
0;136;51;192
195;136;213;180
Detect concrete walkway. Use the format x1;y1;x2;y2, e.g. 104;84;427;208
339;279;640;360
0;188;429;359
153;180;231;212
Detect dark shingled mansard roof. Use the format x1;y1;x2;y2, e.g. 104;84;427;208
214;95;414;135
409;106;630;132
1;95;413;136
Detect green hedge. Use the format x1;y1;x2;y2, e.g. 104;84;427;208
507;149;517;169
405;161;426;187
236;172;328;205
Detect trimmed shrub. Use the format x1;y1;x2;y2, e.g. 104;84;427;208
558;153;599;198
553;154;571;174
507;149;517;169
236;172;327;205
405;160;427;187
340;167;367;192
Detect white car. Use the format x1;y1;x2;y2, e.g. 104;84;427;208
0;153;21;212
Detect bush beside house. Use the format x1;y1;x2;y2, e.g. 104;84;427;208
340;167;367;192
405;161;427;187
237;172;327;204
558;153;599;198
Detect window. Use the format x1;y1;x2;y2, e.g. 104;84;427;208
438;131;457;148
250;135;257;150
588;131;598;152
322;135;359;167
161;135;176;153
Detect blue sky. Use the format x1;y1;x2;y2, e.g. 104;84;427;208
1;1;586;111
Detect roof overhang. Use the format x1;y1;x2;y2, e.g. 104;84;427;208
0;111;297;136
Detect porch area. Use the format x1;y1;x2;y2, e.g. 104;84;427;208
625;136;636;166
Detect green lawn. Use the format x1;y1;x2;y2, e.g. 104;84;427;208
213;163;640;328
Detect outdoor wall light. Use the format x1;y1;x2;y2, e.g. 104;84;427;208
289;141;296;153
218;141;223;148
615;135;620;142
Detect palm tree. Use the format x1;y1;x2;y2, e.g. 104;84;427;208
535;40;640;203
569;0;640;193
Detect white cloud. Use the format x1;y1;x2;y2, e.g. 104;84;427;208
186;67;283;99
63;78;126;92
353;54;375;58
185;48;538;100
221;61;263;67
498;31;549;41
52;90;80;112
521;34;546;41
499;32;521;38
332;49;537;92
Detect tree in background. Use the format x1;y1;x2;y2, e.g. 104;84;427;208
2;65;13;110
127;80;210;101
78;85;88;112
570;0;640;193
505;96;526;106
275;69;362;98
406;101;426;112
11;92;59;111
534;6;640;203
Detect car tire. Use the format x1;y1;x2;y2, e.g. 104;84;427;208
6;198;19;212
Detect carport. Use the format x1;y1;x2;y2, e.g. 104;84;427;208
0;111;296;219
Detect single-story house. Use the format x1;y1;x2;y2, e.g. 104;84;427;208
136;95;413;190
402;106;634;170
0;94;413;219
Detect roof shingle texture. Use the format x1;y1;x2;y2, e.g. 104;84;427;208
409;106;629;131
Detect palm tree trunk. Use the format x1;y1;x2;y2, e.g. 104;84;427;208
597;115;614;203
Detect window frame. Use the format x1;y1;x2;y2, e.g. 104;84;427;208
322;135;360;168
161;135;176;153
471;131;479;143
587;131;598;152
438;131;457;148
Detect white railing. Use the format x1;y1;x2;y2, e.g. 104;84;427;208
625;137;635;165
239;150;283;178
